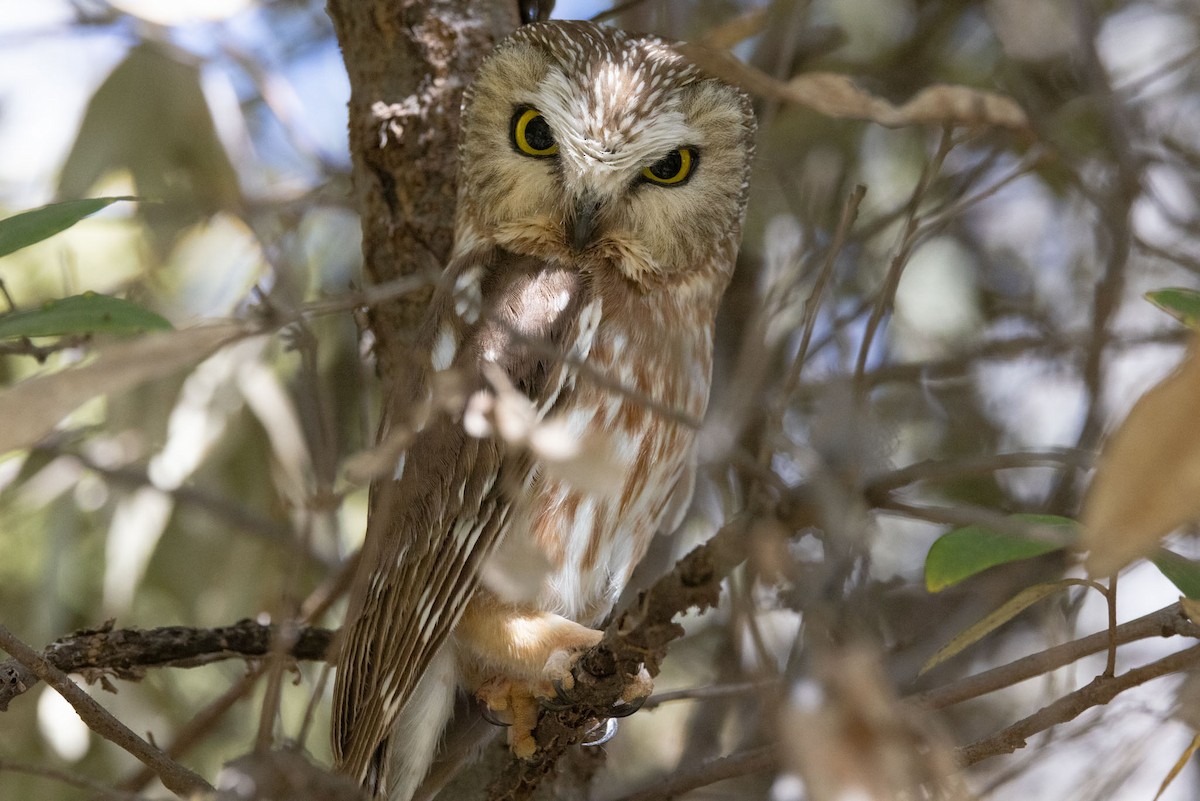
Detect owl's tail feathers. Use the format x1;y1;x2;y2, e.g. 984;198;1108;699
374;645;458;801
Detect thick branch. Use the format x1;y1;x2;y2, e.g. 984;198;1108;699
0;619;332;711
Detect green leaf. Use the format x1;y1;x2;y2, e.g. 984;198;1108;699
920;578;1101;674
0;293;172;339
1150;549;1200;599
924;514;1078;592
0;197;136;259
1146;288;1200;330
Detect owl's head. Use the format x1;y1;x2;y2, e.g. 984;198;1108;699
456;21;755;293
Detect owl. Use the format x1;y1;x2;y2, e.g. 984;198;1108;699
332;20;755;800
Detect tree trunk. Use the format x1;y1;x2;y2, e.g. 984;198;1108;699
326;0;519;382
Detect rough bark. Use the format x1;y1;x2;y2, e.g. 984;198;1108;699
325;0;519;382
0;620;333;711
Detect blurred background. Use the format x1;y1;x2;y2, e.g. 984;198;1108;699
1;0;1198;799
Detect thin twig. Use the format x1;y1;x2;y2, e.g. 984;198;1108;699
116;561;353;792
841;329;1189;391
871;497;1078;545
0;758;151;801
0;334;92;361
853;127;955;389
915;148;1043;235
0;277;17;310
296;662;332;750
1104;573;1118;677
864;449;1094;495
760;184;866;466
604;745;776;801
1046;0;1144;511
958;644;1200;766
590;0;656;23
116;668;264;793
255;622;301;752
641;678;781;711
912;603;1196;710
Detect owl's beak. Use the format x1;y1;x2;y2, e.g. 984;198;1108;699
569;196;602;252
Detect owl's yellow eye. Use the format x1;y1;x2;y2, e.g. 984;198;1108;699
512;108;559;157
642;148;696;185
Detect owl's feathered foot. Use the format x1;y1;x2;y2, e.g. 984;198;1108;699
475;677;543;758
474;634;654;757
477;695;619;747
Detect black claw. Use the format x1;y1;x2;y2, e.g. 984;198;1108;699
479;704;511;727
539;677;577;711
609;694;647;718
581;718;618;747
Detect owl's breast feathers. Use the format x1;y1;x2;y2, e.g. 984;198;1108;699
332;244;712;781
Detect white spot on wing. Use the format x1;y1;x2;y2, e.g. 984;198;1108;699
432;326;457;371
454;267;483;323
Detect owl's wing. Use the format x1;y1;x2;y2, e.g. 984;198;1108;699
332;247;596;783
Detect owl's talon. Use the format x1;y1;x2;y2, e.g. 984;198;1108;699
609;693;646;718
539;677;577;710
581;717;618;747
479;704;512;727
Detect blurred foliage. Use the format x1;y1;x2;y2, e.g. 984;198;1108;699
0;0;1198;799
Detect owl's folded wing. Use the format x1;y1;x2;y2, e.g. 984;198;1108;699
331;247;598;783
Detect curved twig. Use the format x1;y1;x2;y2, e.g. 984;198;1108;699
0;625;213;798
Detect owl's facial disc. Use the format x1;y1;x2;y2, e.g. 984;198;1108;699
460;22;754;287
506;104;700;253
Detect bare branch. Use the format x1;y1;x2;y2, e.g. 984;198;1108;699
913;602;1198;710
117;669;265;794
604;745;777;801
0;619;332;710
958;644;1200;766
0;625;213;798
641;678;781;711
0;758;152;801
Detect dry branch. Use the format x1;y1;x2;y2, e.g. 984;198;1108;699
609;745;776;801
958;644;1200;765
0;625;213;798
0;619;333;711
913;602;1199;709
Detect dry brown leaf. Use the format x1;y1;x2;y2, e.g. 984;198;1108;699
1155;732;1200;801
0;322;249;455
1082;342;1200;576
679;43;1029;131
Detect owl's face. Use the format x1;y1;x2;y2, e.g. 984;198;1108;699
456;22;755;292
